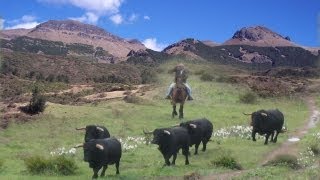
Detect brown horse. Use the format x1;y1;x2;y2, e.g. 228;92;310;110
171;76;187;119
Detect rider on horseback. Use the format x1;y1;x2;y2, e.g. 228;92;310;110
165;63;193;100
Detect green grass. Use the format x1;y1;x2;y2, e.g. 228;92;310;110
0;61;312;179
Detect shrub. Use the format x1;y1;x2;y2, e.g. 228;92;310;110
21;85;46;114
265;154;300;169
211;155;242;170
310;143;320;155
24;155;77;175
140;68;158;84
54;156;78;175
239;92;257;104
200;72;214;81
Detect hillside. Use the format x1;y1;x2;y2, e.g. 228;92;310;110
0;20;145;61
0;51;142;84
163;38;318;69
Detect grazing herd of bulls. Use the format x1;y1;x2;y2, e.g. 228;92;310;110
74;109;285;179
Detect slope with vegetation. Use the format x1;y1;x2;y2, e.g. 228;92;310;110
1;60;320;179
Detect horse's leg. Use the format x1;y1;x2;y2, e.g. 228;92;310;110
172;104;177;118
179;104;184;119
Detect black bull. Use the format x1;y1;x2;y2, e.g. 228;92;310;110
179;118;213;155
144;127;190;166
74;138;122;179
244;109;285;145
76;125;110;142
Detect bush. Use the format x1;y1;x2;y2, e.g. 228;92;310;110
265;154;300;169
211;155;242;170
21;85;46;114
309;141;320;155
239;92;257;104
140;68;158;84
200;72;214;81
24;155;77;175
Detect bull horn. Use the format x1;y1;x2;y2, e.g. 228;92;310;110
164;130;171;135
143;129;153;134
74;143;84;148
96;144;104;150
281;125;288;133
96;127;104;132
261;112;268;117
189;124;197;128
243;112;252;116
75;127;86;130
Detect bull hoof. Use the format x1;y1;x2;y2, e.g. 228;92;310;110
185;161;189;165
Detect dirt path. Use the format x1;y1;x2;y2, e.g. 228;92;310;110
82;85;148;101
201;96;320;180
260;96;319;165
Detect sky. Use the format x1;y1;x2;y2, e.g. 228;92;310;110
0;0;319;51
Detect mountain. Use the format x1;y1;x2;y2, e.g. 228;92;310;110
223;26;296;47
0;20;145;61
162;38;318;69
0;29;30;40
162;39;205;60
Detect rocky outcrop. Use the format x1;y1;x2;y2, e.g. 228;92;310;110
224;26;296;47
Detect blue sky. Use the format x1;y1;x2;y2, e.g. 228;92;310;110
0;0;319;50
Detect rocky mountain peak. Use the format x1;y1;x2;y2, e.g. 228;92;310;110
224;26;295;47
232;26;284;41
31;20;113;37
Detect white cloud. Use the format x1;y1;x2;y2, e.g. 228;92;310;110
39;0;123;14
21;15;37;22
128;13;138;22
69;12;99;24
5;15;40;29
109;14;123;25
142;38;167;51
6;22;40;29
143;16;150;20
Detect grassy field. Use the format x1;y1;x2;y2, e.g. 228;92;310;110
0;60;315;179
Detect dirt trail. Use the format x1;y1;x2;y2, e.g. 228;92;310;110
201;96;320;180
260;96;319;165
82;85;147;101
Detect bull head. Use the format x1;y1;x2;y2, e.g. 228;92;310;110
163;130;171;135
96;144;104;150
189;124;197;128
75;127;86;130
74;143;84;148
96;127;104;132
